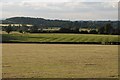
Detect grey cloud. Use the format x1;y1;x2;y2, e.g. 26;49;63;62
1;1;118;20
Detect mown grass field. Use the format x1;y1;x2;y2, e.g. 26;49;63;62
2;44;118;78
2;32;120;43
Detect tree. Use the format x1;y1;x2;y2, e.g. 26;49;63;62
80;30;88;34
59;27;69;33
98;23;113;34
104;23;113;34
19;24;28;33
89;29;98;34
30;25;39;33
5;24;13;34
98;26;104;34
71;21;80;33
19;30;23;33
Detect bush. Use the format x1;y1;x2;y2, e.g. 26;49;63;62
80;30;88;34
19;30;23;33
89;30;98;34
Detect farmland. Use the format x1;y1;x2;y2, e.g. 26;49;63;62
2;44;118;78
2;32;120;44
2;32;119;78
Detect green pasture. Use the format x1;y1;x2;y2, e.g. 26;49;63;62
2;33;120;43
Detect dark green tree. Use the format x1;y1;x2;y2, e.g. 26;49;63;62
89;29;98;34
5;24;13;34
98;26;104;34
30;25;39;33
104;23;113;34
72;21;80;33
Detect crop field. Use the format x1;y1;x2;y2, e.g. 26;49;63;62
2;44;118;78
2;32;120;43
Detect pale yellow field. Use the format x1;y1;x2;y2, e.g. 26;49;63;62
2;44;118;78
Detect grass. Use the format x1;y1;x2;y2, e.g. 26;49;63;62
2;32;120;43
2;44;118;78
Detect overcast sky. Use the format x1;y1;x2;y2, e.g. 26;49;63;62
0;0;119;20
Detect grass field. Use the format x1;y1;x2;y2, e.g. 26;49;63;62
2;32;120;43
2;44;118;78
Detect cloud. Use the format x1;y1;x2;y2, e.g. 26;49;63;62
20;0;120;2
1;1;118;20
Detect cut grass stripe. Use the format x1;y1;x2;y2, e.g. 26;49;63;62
2;33;119;43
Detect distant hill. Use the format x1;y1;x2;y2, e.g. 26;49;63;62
2;17;70;27
5;17;46;24
1;17;119;28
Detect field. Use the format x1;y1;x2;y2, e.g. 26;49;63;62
2;32;120;43
2;44;118;78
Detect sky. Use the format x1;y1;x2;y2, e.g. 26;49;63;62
0;0;119;21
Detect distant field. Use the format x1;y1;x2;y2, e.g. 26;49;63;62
2;32;120;43
2;44;118;78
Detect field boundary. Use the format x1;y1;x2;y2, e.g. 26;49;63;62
1;41;120;45
1;78;119;80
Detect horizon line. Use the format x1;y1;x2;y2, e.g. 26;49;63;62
1;16;119;21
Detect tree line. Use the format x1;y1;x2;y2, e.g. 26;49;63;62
1;17;119;35
2;22;120;35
